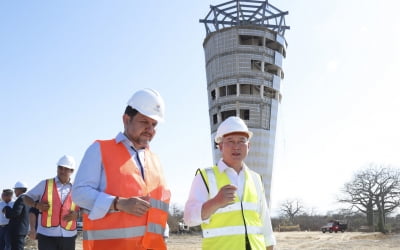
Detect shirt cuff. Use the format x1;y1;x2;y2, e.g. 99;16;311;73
265;234;276;246
88;193;115;220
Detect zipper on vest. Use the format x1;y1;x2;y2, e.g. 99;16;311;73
240;201;252;250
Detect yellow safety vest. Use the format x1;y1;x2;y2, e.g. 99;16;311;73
198;166;265;250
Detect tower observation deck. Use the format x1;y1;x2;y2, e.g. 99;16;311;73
200;0;289;206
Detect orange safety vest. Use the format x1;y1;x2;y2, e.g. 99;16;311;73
83;139;170;250
41;178;79;230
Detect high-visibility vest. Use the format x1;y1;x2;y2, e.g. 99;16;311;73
82;139;170;250
198;166;265;250
41;178;79;230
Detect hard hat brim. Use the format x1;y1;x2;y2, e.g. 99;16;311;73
215;131;253;143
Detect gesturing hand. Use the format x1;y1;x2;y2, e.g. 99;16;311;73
215;184;237;208
118;196;151;217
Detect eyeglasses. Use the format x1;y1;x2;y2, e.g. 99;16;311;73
57;166;73;171
222;139;248;147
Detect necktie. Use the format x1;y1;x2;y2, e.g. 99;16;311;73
131;146;145;179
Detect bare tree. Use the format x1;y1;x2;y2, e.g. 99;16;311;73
279;199;304;224
340;164;400;232
340;168;376;226
373;168;400;232
168;203;183;233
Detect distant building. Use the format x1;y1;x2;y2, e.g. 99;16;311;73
200;0;289;205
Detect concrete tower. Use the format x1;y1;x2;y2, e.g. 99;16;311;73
200;0;289;205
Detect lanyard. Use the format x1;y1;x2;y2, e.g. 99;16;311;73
130;146;145;179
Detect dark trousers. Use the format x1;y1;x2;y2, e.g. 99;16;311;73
37;234;76;250
0;225;11;250
10;235;25;250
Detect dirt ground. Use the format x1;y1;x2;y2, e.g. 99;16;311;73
25;231;400;249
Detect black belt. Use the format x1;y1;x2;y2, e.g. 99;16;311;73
0;224;8;227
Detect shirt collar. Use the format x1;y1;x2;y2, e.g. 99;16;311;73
217;159;248;173
115;132;128;144
55;176;72;185
115;132;145;152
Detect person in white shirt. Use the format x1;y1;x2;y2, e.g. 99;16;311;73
0;189;13;250
184;116;276;250
23;155;79;250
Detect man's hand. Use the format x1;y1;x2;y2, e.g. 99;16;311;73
36;201;50;212
28;229;36;240
201;184;237;220
214;184;237;208
63;211;79;222
117;196;151;217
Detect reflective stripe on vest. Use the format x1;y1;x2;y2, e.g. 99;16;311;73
84;225;146;240
203;225;264;238
149;198;169;212
214;202;258;214
148;223;164;234
65;202;76;230
45;179;54;227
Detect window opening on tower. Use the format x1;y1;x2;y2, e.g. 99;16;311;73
239;35;263;46
251;60;262;72
240;109;250;120
221;110;236;121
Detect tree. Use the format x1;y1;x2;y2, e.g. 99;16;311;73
340;168;376;226
373;168;400;232
340;165;400;232
168;203;183;233
279;199;304;225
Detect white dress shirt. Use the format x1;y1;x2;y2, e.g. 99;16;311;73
71;132;145;220
26;176;76;237
184;159;276;246
0;200;14;225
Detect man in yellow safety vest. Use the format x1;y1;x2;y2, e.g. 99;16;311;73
184;116;276;250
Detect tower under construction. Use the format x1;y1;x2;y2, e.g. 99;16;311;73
200;0;289;205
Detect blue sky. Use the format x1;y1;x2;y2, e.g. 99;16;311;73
1;0;399;216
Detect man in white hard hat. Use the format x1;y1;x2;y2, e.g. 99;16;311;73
184;116;276;250
72;88;170;250
3;181;29;250
23;155;79;250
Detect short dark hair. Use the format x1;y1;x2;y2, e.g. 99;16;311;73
124;106;139;117
2;189;13;195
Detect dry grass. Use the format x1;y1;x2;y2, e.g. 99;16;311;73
25;231;400;249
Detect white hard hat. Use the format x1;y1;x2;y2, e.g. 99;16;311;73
215;116;253;143
14;181;28;189
57;155;76;170
127;88;165;122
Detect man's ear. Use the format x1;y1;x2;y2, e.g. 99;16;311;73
122;114;129;127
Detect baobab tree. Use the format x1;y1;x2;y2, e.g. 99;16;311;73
340;165;400;232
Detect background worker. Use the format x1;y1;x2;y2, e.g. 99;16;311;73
0;189;13;250
3;182;29;250
23;155;79;250
72;88;170;250
184;116;276;250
